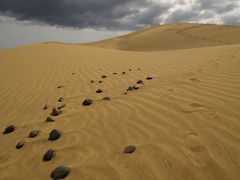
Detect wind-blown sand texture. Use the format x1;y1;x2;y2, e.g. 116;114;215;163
0;23;240;180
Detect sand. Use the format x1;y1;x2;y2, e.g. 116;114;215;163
0;23;240;180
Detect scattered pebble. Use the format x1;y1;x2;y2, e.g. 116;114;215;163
57;104;65;110
137;68;141;70
113;72;118;75
101;75;107;79
43;105;48;110
48;129;61;141
96;89;103;93
123;145;136;154
137;80;143;84
123;92;127;95
2;125;15;134
29;130;40;138
127;86;134;91
58;97;64;102
146;76;153;80
72;73;75;75
51;108;62;116
82;98;93;106
16;141;25;149
50;166;70;180
57;85;64;89
102;96;111;101
90;80;95;83
129;69;132;71
98;80;103;83
46;117;55;122
133;85;139;90
122;72;126;74
43;149;56;161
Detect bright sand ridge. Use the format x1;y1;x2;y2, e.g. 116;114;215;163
0;24;240;179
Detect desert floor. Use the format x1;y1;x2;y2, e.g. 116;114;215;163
0;24;240;180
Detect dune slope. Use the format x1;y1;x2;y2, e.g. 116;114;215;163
0;24;240;180
88;23;240;51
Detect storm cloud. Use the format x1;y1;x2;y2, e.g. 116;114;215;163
0;0;239;30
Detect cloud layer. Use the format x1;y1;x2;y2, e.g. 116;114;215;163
0;0;239;30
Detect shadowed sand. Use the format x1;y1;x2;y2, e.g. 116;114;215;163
0;23;240;180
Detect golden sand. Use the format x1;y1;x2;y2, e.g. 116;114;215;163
0;23;240;179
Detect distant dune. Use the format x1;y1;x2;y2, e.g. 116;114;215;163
88;23;240;51
0;24;240;180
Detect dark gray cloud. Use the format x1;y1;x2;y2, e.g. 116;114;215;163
0;0;239;31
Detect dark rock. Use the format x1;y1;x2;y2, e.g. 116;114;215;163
133;85;139;90
50;166;70;179
51;108;62;116
57;104;65;110
43;105;48;110
96;89;103;93
16;141;25;149
127;86;134;91
122;72;126;74
46;117;55;122
113;72;118;75
48;129;61;141
43;149;56;161
58;97;64;102
123;92;127;95
101;75;107;79
123;145;136;154
137;80;143;84
82;98;93;106
98;80;103;83
29;130;39;138
3;125;15;134
90;80;95;83
137;68;141;70
57;85;64;89
102;97;111;101
72;73;75;75
146;76;153;80
129;69;132;71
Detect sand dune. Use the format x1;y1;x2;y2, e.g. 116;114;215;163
0;24;240;180
88;23;240;51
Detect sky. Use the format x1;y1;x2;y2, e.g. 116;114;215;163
0;0;240;48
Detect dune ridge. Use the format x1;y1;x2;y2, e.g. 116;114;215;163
0;24;240;180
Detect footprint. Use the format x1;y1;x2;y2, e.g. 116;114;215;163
190;103;216;117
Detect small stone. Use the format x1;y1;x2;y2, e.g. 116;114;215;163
46;117;55;122
72;73;75;75
29;130;40;138
43;149;56;161
58;97;64;102
127;86;134;91
96;89;103;93
146;76;153;80
51;108;62;116
57;85;64;89
133;85;139;90
43;105;48;110
123;92;127;95
102;96;111;101
122;72;126;74
137;68;141;70
3;125;15;134
82;98;93;106
48;129;61;141
113;72;118;75
137;80;143;84
98;80;103;83
123;145;136;154
90;80;95;83
57;104;65;110
50;166;70;179
101;75;107;79
129;69;132;71
16;141;25;149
